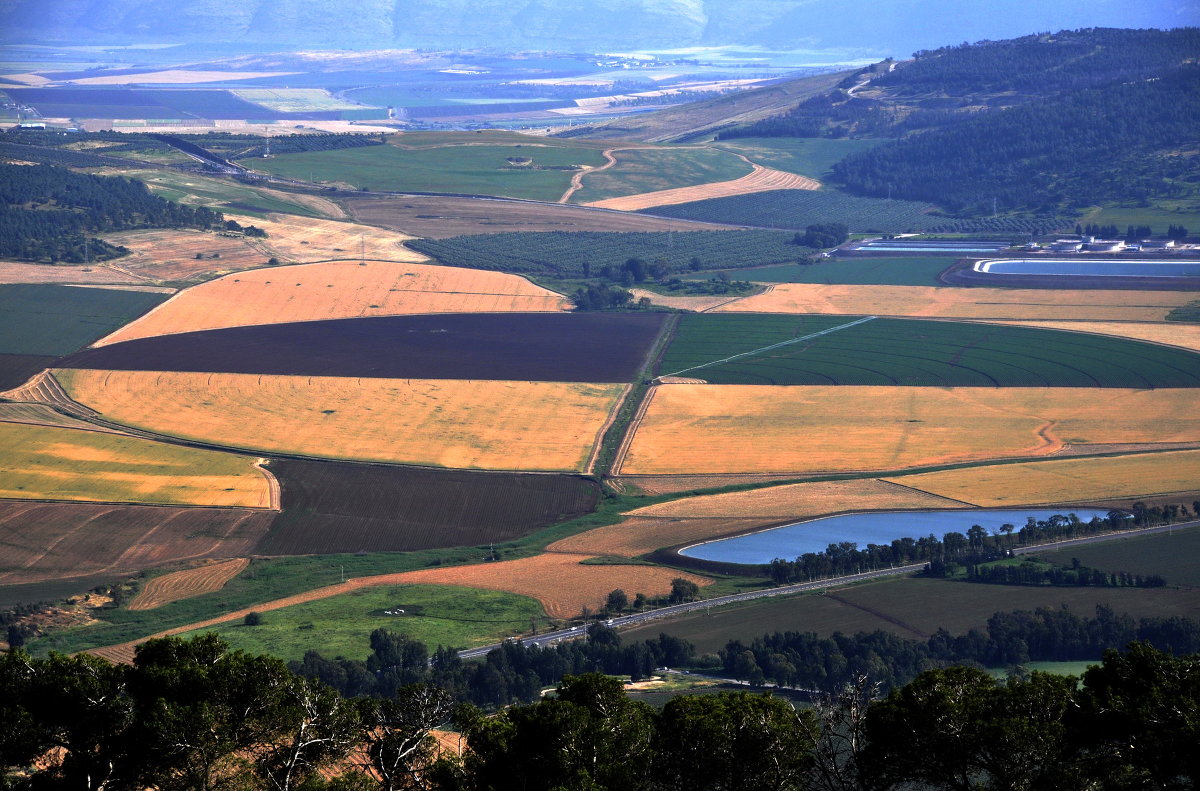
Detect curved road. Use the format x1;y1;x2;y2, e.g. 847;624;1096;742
456;520;1199;660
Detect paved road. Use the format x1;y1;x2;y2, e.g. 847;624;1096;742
456;520;1198;660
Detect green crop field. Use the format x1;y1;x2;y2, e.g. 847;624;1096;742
570;146;754;203
641;189;1065;235
1076;201;1200;235
1033;525;1200;587
123;168;333;218
0;284;168;356
407;229;809;279
656;314;1200;387
714;137;887;180
694;255;954;286
186;584;545;662
620;575;1200;655
250;141;607;201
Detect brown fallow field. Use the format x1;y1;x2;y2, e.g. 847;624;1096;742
56;370;627;473
708;284;1196;322
126;558;251;611
98;228;269;281
0;501;273;586
96;259;570;344
343;194;735;238
583;165;820;211
616;384;1200;476
549;479;963;557
0;261;146;285
227;212;425;264
88;554;712;663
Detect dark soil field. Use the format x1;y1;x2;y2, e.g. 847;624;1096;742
621;575;1200;655
344;194;732;238
60;312;668;383
0;500;274;588
0;353;56;391
656;314;1200;387
0;284;169;356
256;458;600;555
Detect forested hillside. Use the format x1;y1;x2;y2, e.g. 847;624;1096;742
0;163;222;263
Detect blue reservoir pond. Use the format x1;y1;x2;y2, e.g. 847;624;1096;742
975;258;1200;277
857;242;1009;253
679;509;1114;565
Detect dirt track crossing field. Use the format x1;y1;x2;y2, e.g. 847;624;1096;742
616;384;1200;476
57;370;628;472
127;558;251;611
95;259;570;344
582;164;820;211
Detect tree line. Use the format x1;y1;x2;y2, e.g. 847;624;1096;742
3;634;1197;790
0;163;223;263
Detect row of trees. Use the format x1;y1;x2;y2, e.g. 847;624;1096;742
964;559;1165;588
4;636;1197;790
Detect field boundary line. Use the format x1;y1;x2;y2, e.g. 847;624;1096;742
875;478;980;508
256;459;282;510
585;383;632;475
659;315;877;378
610;385;659;477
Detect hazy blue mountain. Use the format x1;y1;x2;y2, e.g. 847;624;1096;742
1;0;1195;53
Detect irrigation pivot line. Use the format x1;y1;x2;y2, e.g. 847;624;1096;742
661;315;878;378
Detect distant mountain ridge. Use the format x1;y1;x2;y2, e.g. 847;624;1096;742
1;0;1192;52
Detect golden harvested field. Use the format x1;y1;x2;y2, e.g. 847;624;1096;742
713;284;1195;321
548;516;777;557
58;370;626;472
88;554;713;660
0;421;273;507
242;213;423;263
99;228;268;280
886;450;1200;507
98;259;569;344
615;474;802;495
66;70;296;85
616;384;1200;475
583;165;819;210
0;402;120;433
0;261;144;285
984;320;1200;353
127;558;251;611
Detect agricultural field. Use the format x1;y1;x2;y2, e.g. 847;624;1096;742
641;189;1064;235
231;89;365;112
71;313;665;383
551;480;962;557
406;230;808;280
258;458;600;555
0;402;114;433
713;283;1197;322
1075;202;1200;237
98;228;270;281
0;261;145;285
127;558;251;611
249;140;608;200
56;370;627;472
64;71;296;86
233;212;421;263
655;314;1200;387
0;284;169;356
1034;525;1200;587
186;584;545;661
616;384;1200;476
986;320;1200;354
0;354;56;391
0;421;274;507
693;256;954;286
884;450;1200;507
582;164;820;211
0;500;274;587
100;168;342;219
96;259;570;344
620;575;1200;655
712;137;887;180
344;193;729;238
570;146;754;204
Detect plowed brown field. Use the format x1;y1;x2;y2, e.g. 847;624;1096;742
87;554;712;661
0;501;272;586
98;229;267;280
0;261;143;285
885;449;1200;507
983;320;1200;353
58;370;626;472
97;260;569;344
583;165;819;210
629;288;745;312
712;284;1195;322
616;384;1200;475
127;558;250;611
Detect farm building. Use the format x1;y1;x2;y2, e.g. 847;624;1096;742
1049;240;1083;252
